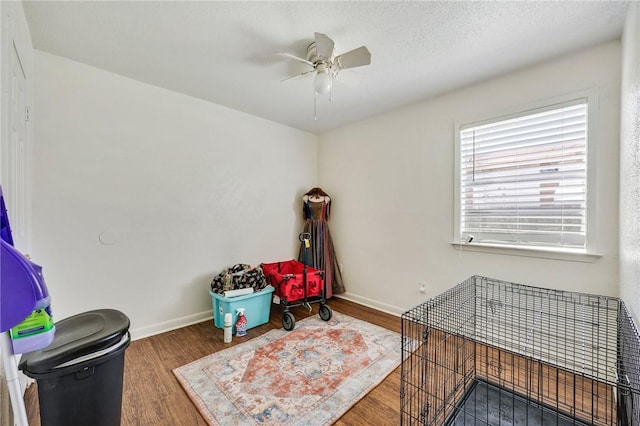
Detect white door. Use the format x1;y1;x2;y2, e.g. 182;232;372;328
7;40;28;251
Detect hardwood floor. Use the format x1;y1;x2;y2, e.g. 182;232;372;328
25;298;402;425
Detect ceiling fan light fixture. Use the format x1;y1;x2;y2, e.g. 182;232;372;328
314;66;332;95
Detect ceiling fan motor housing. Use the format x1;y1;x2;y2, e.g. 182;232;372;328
307;42;327;64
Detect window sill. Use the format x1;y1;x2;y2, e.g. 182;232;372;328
450;242;602;263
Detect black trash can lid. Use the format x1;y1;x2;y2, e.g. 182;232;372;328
19;309;130;374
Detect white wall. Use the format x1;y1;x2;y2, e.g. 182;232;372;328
32;51;317;338
319;42;621;314
619;1;640;324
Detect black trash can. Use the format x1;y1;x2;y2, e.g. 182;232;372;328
19;309;130;426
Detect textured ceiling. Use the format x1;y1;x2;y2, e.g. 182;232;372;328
22;1;628;134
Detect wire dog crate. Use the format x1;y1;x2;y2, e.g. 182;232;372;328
400;276;640;425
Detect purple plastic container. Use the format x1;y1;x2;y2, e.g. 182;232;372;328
0;186;54;352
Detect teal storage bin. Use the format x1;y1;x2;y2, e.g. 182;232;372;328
210;285;274;334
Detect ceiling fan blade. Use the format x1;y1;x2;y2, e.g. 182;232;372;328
276;52;314;67
314;32;335;59
280;69;315;82
334;46;371;70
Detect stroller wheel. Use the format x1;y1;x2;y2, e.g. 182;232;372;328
282;312;296;331
319;304;332;321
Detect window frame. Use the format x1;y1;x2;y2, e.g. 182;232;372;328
453;90;600;261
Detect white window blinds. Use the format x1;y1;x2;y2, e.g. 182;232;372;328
459;100;588;249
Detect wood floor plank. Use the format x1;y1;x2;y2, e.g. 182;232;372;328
24;298;618;425
25;297;402;425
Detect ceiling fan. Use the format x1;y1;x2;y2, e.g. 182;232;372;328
278;32;371;96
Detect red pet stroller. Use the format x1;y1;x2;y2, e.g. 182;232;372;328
262;233;332;330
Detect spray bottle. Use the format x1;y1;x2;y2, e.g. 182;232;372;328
236;308;247;337
223;313;233;343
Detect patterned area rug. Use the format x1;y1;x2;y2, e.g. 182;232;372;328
173;312;401;425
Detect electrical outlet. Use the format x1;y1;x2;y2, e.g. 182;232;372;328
419;281;428;294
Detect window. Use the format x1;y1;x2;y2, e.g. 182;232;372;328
456;98;590;251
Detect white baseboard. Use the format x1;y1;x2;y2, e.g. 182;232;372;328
130;310;213;341
129;296;402;341
334;292;404;317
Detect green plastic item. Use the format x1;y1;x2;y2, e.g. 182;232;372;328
10;307;54;340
